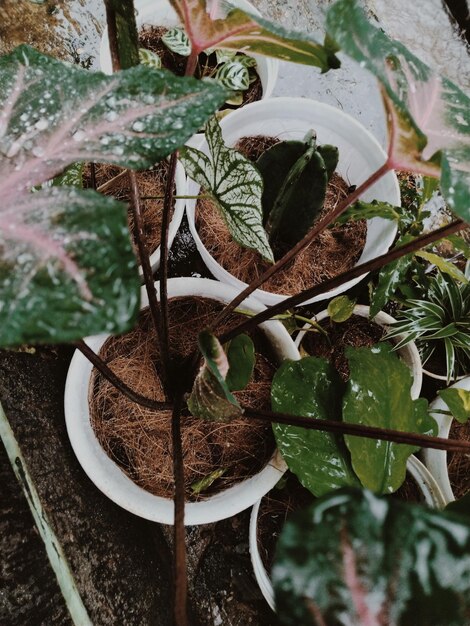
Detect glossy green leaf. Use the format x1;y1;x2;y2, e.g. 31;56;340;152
327;295;356;322
326;0;470;221
214;61;250;90
187;331;243;422
336;199;400;224
179;116;274;262
0;188;139;345
191;468;226;494
161;27;192;56
138;48;162;69
225;334;255;391
370;253;413;317
272;358;360;497
416;251;469;284
215;48;237;64
445;235;470;260
343;343;436;494
438;388;470;424
273;488;470;626
169;0;340;71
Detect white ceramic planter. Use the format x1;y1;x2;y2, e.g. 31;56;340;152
422;376;470;503
186;97;400;307
99;0;279;102
295;305;423;400
147;159;185;273
249;455;448;611
65;278;299;525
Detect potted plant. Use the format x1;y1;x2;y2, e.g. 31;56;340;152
64;277;299;525
2;0;470;624
100;0;279;109
184;97;400;306
423;377;470;503
249;456;448;611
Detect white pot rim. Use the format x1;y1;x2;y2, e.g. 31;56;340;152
249;455;448;612
422;375;470;503
65;277;299;525
186;97;399;306
295;304;423;400
99;0;279;101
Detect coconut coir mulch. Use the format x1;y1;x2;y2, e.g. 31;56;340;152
90;297;277;501
84;161;174;261
139;25;263;108
195;135;367;296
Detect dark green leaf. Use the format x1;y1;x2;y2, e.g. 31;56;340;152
272;358;360;497
445;235;470;260
343;343;436;494
273;488;470;626
187;331;243;422
438;388;470;423
327;295;356;322
447;492;470;518
53;163;83;188
416;251;469;284
317;144;339;180
225;334;255;391
336;199;400;224
326;0;470;222
0;188;139;345
180;116;273;262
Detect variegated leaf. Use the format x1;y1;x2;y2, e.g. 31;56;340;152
138;48;162;69
180;116;274;262
169;0;340;71
0;45;226;345
187;331;243;422
326;0;470;221
439;388;470;424
215;48;237;64
161;27;192;56
215;61;249;91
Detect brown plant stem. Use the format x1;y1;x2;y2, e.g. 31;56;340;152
158;152;178;395
89;162;97;190
220;219;465;343
172;393;188;626
75;340;171;411
211;160;392;330
185;50;199;77
242;406;470;453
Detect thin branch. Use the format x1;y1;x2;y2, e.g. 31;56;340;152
75;340;171;411
210;160;392;330
220;219;465;342
172;394;188;626
97;169;127;193
243;405;470;452
158;152;178;395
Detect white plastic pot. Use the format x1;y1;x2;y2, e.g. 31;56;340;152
186;97;399;307
295;304;423;400
147;159;185;273
249;455;448;611
99;0;279;101
64;278;299;525
422;376;470;503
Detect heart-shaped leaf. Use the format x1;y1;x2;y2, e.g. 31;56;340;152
327;295;356;322
225;333;255;391
188;331;243;421
343;343;436;494
180;115;274;262
0;45;226;345
272;358;360;497
273;488;470;626
438;388;470;424
326;0;470;221
169;0;340;71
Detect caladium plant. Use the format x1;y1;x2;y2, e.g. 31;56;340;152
0;44;226;345
273;489;470;626
169;0;340;71
326;0;470;222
